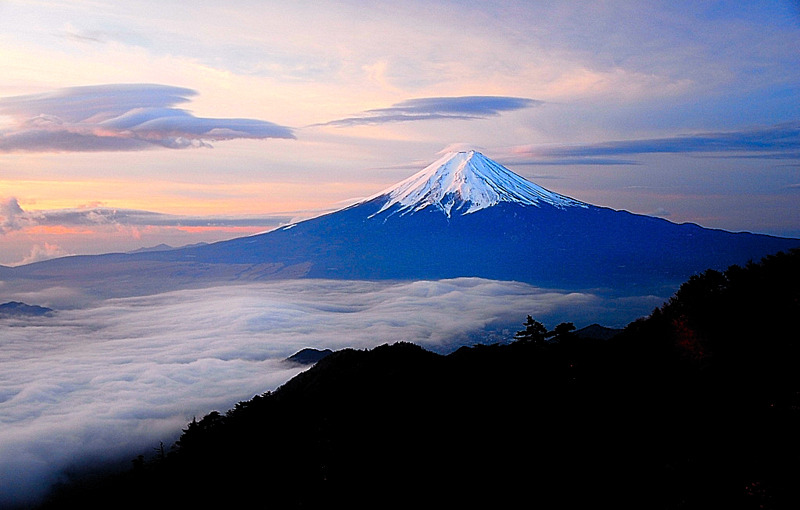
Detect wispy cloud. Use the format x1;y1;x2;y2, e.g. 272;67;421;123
0;199;296;265
315;96;542;127
17;243;70;265
0;84;295;152
0;197;27;234
507;122;800;165
0;198;292;235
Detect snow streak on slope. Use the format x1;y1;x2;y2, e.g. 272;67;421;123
368;151;588;217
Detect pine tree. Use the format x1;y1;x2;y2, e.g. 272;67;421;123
514;315;548;345
548;322;576;342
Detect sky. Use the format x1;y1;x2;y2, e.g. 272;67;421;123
0;0;798;265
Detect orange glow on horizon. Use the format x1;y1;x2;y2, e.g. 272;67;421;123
0;178;368;217
24;225;96;235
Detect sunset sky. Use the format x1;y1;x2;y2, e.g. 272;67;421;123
1;0;799;265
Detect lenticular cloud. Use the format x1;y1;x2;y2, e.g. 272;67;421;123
317;95;541;126
0;84;295;152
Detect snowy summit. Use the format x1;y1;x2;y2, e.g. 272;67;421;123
368;150;587;218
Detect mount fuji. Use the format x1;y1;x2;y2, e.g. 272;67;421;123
8;151;800;296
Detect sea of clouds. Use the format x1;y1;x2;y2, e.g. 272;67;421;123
0;278;663;507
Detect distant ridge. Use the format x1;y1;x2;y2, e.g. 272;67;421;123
574;323;623;341
127;242;208;254
127;243;175;254
285;348;334;365
0;301;54;317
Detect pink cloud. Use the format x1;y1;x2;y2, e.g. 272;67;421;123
0;84;295;152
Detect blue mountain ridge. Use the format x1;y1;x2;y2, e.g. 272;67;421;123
152;197;798;293
8;151;800;296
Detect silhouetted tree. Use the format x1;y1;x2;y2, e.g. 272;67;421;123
131;454;145;472
547;322;576;342
514;315;547;345
154;441;166;461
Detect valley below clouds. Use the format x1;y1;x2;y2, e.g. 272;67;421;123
0;277;663;507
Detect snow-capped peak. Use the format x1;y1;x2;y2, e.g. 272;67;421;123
368;150;587;217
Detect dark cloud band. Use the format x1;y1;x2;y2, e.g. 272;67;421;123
317;95;542;127
506;122;800;165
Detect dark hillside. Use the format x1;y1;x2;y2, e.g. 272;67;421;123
37;250;800;510
0;301;54;317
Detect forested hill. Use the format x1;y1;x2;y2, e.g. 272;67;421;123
38;250;800;510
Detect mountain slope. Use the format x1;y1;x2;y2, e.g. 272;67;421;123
7;151;800;296
151;151;799;292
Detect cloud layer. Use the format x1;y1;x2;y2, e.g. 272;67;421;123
0;84;295;152
0;197;26;235
0;198;292;234
506;122;800;165
0;278;662;507
317;96;542;126
0;198;298;265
